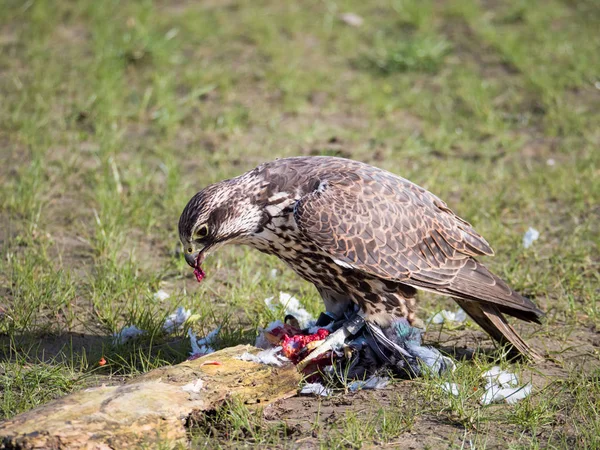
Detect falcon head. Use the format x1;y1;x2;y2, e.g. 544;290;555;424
178;180;264;281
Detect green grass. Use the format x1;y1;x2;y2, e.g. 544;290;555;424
0;0;598;447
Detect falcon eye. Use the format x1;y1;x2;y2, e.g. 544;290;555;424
186;247;193;253
195;224;209;239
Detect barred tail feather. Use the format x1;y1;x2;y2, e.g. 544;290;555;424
455;300;544;362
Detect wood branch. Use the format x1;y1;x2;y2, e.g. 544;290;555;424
0;345;301;450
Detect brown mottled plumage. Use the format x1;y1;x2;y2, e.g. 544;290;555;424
179;156;544;360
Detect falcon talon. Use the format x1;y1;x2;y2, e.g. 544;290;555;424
179;156;544;362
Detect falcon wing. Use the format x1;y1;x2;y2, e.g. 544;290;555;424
293;169;542;322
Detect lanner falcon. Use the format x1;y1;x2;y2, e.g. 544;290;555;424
179;156;543;361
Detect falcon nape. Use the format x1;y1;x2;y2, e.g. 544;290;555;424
179;156;544;362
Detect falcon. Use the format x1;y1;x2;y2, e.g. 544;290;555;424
179;156;543;361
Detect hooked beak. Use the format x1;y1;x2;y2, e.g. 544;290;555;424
184;251;198;268
184;247;205;268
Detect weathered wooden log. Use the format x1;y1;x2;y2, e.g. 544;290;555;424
0;345;301;449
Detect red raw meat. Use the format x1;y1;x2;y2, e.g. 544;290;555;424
281;328;329;359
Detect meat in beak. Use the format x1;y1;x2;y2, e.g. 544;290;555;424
185;249;206;283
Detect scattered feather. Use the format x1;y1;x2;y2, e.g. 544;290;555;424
188;326;221;356
480;383;532;405
339;12;364;27
237;346;289;366
113;325;145;345
429;308;467;325
153;289;170;301
441;382;460;396
163;306;191;333
348;376;390;392
480;366;531;405
408;345;456;375
300;382;331;397
197;326;221;346
523;227;540;249
482;366;519;388
265;292;314;328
